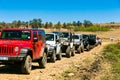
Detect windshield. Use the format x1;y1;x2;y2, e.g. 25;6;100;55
73;35;79;39
83;35;88;39
1;30;31;40
62;32;69;38
46;34;54;41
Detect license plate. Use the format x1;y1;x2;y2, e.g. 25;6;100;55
0;57;8;60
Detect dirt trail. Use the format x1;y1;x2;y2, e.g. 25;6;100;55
0;41;110;80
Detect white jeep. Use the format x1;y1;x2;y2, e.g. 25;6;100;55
45;33;62;62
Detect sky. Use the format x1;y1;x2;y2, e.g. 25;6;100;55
0;0;120;23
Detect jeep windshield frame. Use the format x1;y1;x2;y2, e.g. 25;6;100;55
1;30;31;40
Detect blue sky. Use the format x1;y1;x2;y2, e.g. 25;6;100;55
0;0;120;23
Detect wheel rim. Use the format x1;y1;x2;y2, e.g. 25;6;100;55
70;51;71;56
43;53;47;65
27;58;32;71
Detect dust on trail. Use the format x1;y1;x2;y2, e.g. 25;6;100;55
0;42;110;80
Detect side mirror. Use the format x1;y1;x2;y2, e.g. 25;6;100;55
33;37;38;42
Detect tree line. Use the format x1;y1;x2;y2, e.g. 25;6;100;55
0;18;93;29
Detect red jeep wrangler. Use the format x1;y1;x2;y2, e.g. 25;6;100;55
0;28;47;74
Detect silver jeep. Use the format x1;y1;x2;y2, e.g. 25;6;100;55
73;34;84;53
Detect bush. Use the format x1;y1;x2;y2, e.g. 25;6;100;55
102;43;120;80
74;26;109;32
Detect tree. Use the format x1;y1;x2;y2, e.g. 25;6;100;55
0;22;6;28
17;20;22;28
66;22;73;31
49;22;53;28
29;18;42;28
73;21;77;26
44;22;49;28
83;20;93;27
63;22;67;28
55;21;62;29
38;18;42;28
12;20;17;28
77;21;82;27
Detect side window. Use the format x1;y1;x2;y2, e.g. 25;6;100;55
40;30;45;43
38;31;41;40
33;31;37;39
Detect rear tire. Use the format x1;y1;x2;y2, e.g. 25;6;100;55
21;55;32;74
66;46;71;58
38;52;47;68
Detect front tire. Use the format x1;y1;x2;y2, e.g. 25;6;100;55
56;49;62;60
21;55;32;74
86;44;90;51
77;46;81;54
38;52;47;68
50;50;56;62
66;46;71;58
81;46;84;53
71;46;75;56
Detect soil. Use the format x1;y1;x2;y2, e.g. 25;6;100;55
0;29;120;80
0;42;109;80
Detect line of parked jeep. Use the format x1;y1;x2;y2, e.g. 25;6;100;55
48;31;102;59
0;28;102;74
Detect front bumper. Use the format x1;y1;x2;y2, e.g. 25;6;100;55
73;44;79;50
46;46;55;56
0;54;27;62
47;49;54;56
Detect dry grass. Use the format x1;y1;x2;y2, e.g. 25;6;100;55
45;28;120;42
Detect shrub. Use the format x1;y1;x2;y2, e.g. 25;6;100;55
74;26;109;32
102;43;120;79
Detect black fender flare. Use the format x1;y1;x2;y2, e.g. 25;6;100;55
20;48;33;58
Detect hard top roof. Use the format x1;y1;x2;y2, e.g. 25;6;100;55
2;28;44;31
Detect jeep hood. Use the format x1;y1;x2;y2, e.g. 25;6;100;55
74;39;80;42
0;40;31;48
46;41;56;46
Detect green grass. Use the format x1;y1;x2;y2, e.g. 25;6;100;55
74;26;110;32
55;43;120;80
101;43;120;80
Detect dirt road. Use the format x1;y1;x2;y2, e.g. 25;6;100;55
0;42;110;80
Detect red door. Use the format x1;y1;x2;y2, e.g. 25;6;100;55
32;31;41;59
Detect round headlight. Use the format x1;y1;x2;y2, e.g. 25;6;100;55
14;47;19;52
